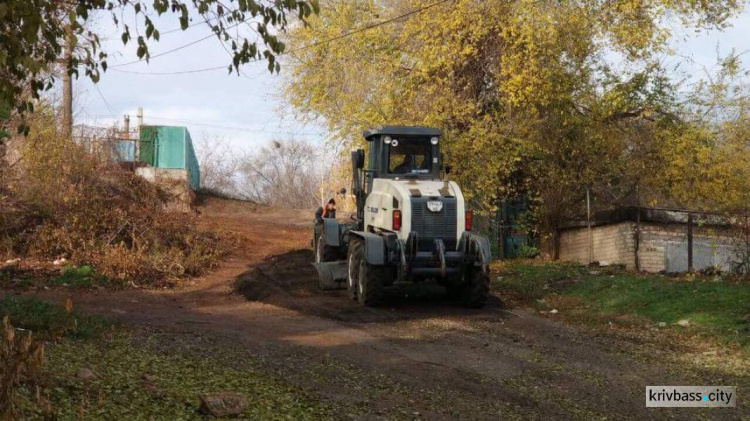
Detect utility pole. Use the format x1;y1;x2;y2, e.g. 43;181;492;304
123;115;130;136
61;29;73;138
135;107;143;165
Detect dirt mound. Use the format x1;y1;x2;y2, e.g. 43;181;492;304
231;247;506;324
234;249;334;310
195;191;259;215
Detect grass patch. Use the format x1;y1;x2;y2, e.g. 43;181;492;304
495;261;750;348
0;295;109;339
53;265;109;288
564;275;750;346
495;261;589;301
1;297;330;419
15;332;331;419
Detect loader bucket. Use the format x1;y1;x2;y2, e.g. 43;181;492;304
313;262;348;290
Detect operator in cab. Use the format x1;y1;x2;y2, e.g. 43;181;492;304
315;198;336;224
393;155;414;174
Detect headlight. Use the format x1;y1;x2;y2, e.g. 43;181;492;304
430;136;439;145
384;136;392;144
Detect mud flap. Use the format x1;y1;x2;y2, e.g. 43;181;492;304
312;262;348;290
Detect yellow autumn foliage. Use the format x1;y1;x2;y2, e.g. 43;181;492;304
282;0;747;231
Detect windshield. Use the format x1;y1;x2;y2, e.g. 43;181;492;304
387;141;433;175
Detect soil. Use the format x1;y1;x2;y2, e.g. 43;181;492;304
19;196;748;420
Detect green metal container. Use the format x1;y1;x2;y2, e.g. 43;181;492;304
139;125;200;191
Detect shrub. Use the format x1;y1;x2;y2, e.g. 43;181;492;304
0;297;110;417
0;316;44;418
517;243;540;259
1;105;229;286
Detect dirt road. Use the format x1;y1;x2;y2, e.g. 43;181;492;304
33;198;745;420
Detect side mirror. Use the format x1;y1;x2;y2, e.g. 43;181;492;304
356;149;365;169
339;187;347;195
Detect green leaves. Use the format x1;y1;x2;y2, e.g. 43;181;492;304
2;0;320;134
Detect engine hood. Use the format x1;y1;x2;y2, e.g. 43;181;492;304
365;178;466;243
395;179;460;198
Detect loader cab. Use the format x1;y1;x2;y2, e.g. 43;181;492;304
352;126;445;223
363;126;443;181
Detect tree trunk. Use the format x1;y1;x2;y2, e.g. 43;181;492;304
61;31;73;138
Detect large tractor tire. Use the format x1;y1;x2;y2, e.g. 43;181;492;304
458;266;490;308
356;244;385;306
315;233;339;263
347;238;362;301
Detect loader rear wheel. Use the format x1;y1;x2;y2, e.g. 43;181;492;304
357;249;385;307
461;266;490;308
347;238;362;300
315;234;339;263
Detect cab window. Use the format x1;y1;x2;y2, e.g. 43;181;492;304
387;141;432;175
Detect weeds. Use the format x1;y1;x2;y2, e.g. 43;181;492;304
1;105;230;286
0;296;328;419
0;316;45;419
53;265;107;288
0;297;112;418
0;296;109;339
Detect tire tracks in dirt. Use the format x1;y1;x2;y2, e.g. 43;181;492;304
20;202;746;420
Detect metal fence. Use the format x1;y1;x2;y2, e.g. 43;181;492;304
73;124;139;168
471;198;533;259
664;240;735;272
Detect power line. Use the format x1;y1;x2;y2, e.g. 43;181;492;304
108;0;454;75
145;115;325;136
94;84;118;118
110;65;229;75
111;32;219;67
286;0;453;55
111;17;251;68
160;16;218;35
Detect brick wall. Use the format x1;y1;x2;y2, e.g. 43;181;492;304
559;222;735;272
559;222;636;269
135;167;195;212
637;223;734;272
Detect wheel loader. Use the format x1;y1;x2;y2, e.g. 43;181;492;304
312;126;491;307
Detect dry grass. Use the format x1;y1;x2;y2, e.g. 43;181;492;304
0;316;44;418
0;107;230;286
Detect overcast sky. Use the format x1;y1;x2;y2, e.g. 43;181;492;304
73;5;750;158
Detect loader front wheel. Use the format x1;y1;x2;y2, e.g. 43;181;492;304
356;250;385;307
315;234;339;263
461;266;490;308
347;238;362;301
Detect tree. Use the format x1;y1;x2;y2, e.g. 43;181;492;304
281;0;742;242
237;139;323;207
0;0;320;134
195;133;240;196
